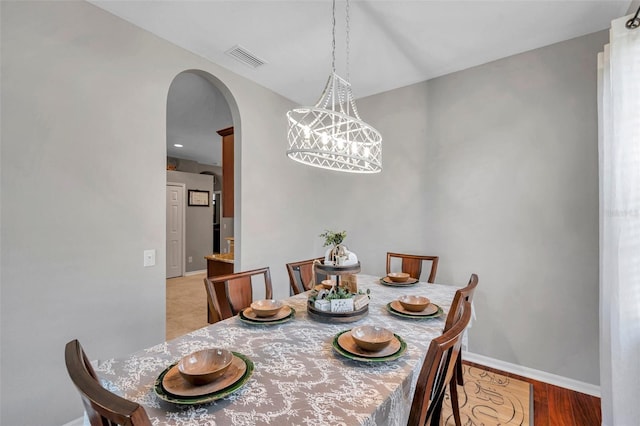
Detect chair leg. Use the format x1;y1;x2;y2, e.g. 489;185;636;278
430;395;445;426
455;353;464;386
449;376;462;426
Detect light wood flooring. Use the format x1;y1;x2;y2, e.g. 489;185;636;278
166;272;209;340
166;273;601;424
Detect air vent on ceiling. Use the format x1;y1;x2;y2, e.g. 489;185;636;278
225;45;266;69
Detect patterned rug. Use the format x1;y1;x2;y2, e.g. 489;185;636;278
441;364;533;426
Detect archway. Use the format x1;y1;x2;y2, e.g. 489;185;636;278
166;69;241;275
165;70;241;337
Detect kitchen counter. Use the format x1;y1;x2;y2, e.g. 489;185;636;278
204;253;234;264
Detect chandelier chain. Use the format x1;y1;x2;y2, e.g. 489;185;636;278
346;0;350;82
285;0;382;173
331;0;336;73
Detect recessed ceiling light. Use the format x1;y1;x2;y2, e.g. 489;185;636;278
173;144;183;148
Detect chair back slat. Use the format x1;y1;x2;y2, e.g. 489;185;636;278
445;273;478;331
386;252;439;283
408;300;472;426
401;257;423;280
225;276;253;315
443;273;479;426
65;340;152;426
286;257;326;295
204;267;273;321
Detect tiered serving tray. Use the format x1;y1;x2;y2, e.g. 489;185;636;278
307;301;368;323
315;261;361;286
308;261;366;323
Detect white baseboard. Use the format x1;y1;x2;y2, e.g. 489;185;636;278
463;351;601;397
184;269;206;276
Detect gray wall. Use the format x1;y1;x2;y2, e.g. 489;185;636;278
355;30;607;384
167;171;214;272
0;2;300;425
0;1;606;424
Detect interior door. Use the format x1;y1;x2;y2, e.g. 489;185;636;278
166;184;184;278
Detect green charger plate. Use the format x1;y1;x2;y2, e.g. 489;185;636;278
386;302;444;319
154;352;254;405
238;306;296;325
379;277;419;287
332;330;407;362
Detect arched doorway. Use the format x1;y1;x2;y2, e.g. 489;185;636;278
166;70;240;275
165;70;241;338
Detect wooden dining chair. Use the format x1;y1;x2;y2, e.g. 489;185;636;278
407;300;472;426
204;266;273;321
386;252;439;283
286;257;327;295
443;273;479;426
65;339;152;426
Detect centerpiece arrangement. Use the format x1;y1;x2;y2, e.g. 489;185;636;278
320;229;352;266
306;230;369;323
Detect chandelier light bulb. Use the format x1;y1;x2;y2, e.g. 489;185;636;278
321;132;330;145
303;126;311;140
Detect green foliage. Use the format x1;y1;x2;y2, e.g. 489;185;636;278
324;286;353;300
358;288;371;299
319;229;347;247
308;285;369;303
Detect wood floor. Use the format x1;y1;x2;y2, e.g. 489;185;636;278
166;273;602;425
464;361;601;425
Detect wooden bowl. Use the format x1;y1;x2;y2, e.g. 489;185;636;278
321;279;336;289
250;299;283;317
351;325;394;352
387;272;410;282
178;348;233;386
398;295;430;312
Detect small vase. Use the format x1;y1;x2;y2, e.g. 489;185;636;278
325;244;348;265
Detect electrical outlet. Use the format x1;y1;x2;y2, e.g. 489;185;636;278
188;256;193;263
144;249;156;267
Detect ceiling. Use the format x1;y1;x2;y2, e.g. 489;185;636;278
167;72;232;166
89;0;633;165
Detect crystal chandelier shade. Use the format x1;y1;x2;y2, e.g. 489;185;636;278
286;1;382;173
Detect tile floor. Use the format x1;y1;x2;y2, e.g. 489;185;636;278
166;272;209;340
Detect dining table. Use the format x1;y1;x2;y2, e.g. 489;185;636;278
94;274;465;426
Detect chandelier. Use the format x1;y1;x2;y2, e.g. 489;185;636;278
286;0;382;173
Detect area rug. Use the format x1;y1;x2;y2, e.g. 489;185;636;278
440;364;533;426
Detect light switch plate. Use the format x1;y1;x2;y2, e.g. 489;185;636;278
144;249;156;267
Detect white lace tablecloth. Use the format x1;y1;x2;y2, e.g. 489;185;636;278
95;274;461;426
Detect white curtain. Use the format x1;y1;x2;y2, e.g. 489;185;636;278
598;13;640;426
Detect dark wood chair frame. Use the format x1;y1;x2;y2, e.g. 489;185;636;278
204;266;273;321
64;339;152;426
408;300;472;426
286;257;327;295
386;252;439;283
443;273;479;426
